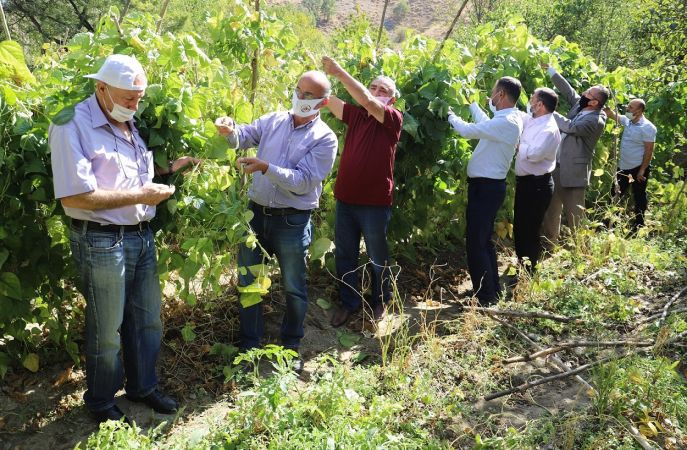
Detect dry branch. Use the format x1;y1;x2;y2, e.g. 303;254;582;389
637;307;687;326
491;317;594;392
660;286;687;324
469;306;584;324
483;329;687;402
504;340;654;364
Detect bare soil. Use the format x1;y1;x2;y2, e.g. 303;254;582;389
269;0;462;42
0;246;595;449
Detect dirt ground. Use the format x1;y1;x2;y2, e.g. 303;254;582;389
0;245;596;450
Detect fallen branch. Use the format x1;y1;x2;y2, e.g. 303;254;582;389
660;286;687;325
504;340;654;364
468;306;584;324
484;353;618;401
637;307;687;327
483;329;687;402
491;317;595;392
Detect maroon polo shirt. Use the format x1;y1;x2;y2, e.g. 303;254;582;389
334;103;403;206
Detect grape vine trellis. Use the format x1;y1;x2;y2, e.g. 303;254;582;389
0;4;685;376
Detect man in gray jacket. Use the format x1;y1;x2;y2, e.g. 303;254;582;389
541;62;609;246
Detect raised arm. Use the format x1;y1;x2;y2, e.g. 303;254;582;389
322;56;387;124
542;62;579;107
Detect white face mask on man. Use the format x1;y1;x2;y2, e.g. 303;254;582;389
375;96;393;106
291;91;325;118
625;111;636;121
106;87;137;122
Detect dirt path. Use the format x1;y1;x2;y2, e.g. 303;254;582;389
0;248;592;449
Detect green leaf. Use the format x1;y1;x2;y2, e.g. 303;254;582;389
593;168;604;177
337;331;360;348
0;272;21;299
51;106;75;125
234;102;253;124
316;297;332;310
181;323;196;342
0;248;8;271
0;41;36;84
310;237;333;262
402;112;420;142
22;353;39;373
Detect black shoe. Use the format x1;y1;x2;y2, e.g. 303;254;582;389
331;307;355;328
126;389;178;414
371;303;386;321
91;405;133;426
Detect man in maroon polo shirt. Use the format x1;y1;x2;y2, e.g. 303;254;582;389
322;56;403;327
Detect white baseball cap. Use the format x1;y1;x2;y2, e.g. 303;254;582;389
84;54;147;91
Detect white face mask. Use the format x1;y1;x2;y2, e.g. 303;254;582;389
526;103;532;116
375;96;393;106
489;97;498;114
292;91;324;118
625;111;636;121
106;87;137;122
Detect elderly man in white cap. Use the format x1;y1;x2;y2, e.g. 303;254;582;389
321;56;404;327
49;54;195;424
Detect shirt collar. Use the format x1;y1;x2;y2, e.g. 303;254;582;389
494;106;518;117
290;112;320;130
530;112;555;124
632;115;647;125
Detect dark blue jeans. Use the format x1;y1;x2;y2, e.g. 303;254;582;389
466;178;506;304
69;224;162;413
238;203;312;350
335;200;392;312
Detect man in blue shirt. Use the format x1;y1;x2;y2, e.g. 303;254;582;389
215;71;337;372
605;99;657;230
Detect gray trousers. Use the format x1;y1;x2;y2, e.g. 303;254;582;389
541;166;586;247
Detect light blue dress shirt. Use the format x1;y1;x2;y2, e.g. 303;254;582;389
234;111;338;210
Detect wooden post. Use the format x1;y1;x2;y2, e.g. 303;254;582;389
432;0;470;63
249;0;260;105
156;0;171;34
0;2;11;41
376;0;390;49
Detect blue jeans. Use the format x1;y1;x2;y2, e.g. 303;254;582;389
69;224;162;412
238;203;312;350
335;200;392;312
466;178;506;304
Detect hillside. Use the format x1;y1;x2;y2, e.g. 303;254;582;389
269;0;460;40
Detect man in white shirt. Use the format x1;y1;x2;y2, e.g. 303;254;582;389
604;99;657;230
448;77;524;305
514;88;562;273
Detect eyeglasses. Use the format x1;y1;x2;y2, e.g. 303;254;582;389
294;87;319;100
108;125;150;182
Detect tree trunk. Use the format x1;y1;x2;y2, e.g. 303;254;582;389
376;0;390;49
0;2;11;40
157;0;171;34
433;0;470;63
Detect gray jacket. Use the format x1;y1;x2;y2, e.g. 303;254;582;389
551;72;607;188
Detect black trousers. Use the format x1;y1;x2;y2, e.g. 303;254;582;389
514;173;554;271
466;177;506;304
613;165;650;229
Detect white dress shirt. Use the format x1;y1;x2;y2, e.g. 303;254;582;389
449;102;523;179
515;112;561;176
